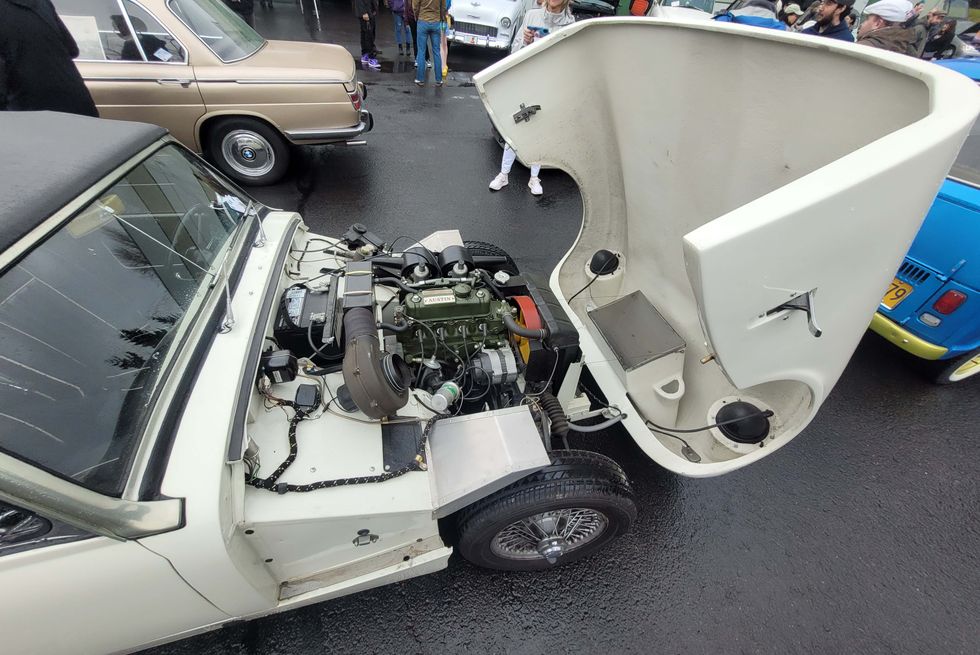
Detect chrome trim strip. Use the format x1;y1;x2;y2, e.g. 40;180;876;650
0;452;183;540
75;59;190;65
947;174;980;191
192;78;345;85
84;76;192;82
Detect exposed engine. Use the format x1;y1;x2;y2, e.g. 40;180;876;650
267;227;580;421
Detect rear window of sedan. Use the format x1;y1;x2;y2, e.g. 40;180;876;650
168;0;265;62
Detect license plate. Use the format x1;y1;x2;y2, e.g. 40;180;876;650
467;35;477;44
881;278;913;309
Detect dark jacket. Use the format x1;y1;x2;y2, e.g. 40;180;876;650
0;0;98;116
801;19;855;42
412;0;445;23
858;26;917;56
354;0;379;16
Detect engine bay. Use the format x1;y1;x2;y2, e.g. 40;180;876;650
244;226;583;496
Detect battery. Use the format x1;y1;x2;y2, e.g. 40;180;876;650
274;281;341;359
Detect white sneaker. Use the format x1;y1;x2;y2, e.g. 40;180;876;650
528;176;543;196
489;173;509;191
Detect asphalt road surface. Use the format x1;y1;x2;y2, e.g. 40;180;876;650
146;4;979;653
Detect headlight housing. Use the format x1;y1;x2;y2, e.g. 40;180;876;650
501;17;512;29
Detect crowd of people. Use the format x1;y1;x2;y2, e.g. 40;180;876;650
723;0;963;59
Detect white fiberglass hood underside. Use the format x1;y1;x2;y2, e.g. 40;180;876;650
475;18;980;475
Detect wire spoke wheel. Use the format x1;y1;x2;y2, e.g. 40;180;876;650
456;450;636;571
491;508;609;562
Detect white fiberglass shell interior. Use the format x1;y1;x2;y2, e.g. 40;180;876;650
475;18;980;475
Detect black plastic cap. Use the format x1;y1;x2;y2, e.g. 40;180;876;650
589;250;620;276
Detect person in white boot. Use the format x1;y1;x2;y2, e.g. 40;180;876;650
487;0;575;196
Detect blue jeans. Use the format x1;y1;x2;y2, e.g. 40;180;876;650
393;12;411;46
416;20;442;83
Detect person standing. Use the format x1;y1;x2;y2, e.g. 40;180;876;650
856;0;917;55
440;0;452;81
389;0;412;56
0;0;98;116
356;0;381;68
413;0;446;86
800;0;855;42
487;0;575;196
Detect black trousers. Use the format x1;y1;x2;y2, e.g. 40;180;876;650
360;16;377;56
407;18;428;60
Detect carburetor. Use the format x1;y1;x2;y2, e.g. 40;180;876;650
395;283;511;362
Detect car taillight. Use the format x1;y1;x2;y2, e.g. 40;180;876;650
933;290;967;315
348;90;362;110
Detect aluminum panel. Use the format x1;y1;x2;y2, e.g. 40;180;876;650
428;406;549;518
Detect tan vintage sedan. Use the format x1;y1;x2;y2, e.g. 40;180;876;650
53;0;372;185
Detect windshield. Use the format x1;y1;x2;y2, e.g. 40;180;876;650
167;0;264;62
950;118;980;187
0;145;251;496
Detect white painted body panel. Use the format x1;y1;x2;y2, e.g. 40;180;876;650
0;538;227;655
475;18;980;475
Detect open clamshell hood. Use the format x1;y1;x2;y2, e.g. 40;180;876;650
475;18;980;475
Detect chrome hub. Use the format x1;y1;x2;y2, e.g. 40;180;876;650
221;130;275;177
490;508;608;563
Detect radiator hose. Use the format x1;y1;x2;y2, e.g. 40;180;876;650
538;392;569;438
342;307;411;419
503;313;548;340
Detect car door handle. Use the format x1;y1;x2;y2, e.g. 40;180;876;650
157;78;192;87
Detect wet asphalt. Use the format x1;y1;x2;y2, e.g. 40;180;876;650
145;4;979;654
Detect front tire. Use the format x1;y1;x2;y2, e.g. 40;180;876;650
206;117;290;186
455;450;636;571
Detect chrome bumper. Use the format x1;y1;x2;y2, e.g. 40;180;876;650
284;110;374;144
448;31;511;49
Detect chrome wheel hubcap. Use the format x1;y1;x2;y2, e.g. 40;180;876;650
491;508;608;563
221;130;275;177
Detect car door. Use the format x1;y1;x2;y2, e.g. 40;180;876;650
54;0;206;148
0;500;227;655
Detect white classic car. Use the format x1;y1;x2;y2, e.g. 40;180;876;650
448;0;537;50
1;18;977;655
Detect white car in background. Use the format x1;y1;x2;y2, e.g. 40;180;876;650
448;0;537;50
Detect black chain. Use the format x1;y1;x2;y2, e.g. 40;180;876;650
248;413;437;494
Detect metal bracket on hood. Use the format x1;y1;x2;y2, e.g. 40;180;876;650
766;289;822;338
513;103;541;124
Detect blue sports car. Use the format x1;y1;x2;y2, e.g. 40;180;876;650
870;60;980;384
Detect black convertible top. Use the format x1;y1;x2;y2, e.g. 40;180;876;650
0;112;167;254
